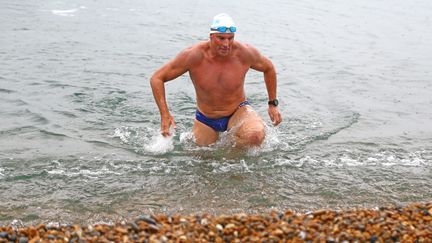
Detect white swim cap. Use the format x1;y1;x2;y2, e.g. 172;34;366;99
210;13;236;34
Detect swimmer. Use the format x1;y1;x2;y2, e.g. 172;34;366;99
150;13;282;148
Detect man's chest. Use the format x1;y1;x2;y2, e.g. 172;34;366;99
189;58;249;91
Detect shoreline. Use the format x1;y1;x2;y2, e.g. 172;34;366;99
1;202;431;242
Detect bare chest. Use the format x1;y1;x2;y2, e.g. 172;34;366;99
189;58;249;93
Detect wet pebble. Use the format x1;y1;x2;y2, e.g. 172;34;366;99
0;232;8;238
216;224;223;231
18;236;28;243
136;215;157;225
370;235;378;243
8;234;17;241
128;222;140;232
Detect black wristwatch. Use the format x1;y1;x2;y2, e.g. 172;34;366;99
268;99;279;107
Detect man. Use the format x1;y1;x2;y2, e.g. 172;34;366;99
150;13;282;148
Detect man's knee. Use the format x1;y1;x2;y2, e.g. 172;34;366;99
243;129;265;146
235;121;266;147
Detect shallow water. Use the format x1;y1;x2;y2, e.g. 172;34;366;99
1;0;432;225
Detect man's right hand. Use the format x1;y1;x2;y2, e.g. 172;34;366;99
268;106;282;126
161;114;176;137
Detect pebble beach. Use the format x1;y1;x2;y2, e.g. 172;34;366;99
1;202;431;242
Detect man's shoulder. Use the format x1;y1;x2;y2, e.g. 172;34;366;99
182;41;208;54
171;42;207;67
240;42;260;53
234;41;260;60
179;42;207;60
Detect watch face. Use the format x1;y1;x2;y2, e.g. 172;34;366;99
269;99;279;106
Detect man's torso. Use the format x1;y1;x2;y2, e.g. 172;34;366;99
188;41;251;118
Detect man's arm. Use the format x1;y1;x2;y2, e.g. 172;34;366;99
248;46;282;126
150;49;191;136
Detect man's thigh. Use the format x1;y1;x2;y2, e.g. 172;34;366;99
192;119;219;146
228;105;265;131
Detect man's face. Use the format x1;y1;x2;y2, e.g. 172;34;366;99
210;33;235;56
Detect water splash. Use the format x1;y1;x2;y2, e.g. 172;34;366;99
143;129;175;154
179;131;195;145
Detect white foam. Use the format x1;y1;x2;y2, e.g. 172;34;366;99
11;219;24;228
245;146;262;156
144;130;175;154
46;222;60;228
47;165;121;178
179;131;194;144
214;130;235;148
260;125;291;152
337;153;362;166
113;127;131;143
274;157;304;168
273;149;429;169
51;9;78;17
47;169;65;175
240;159;252;172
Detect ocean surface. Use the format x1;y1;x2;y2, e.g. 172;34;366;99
1;0;431;225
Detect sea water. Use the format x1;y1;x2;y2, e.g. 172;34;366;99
1;0;432;225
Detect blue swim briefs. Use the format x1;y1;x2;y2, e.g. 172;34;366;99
195;100;250;132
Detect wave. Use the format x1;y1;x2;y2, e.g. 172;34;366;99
272;149;430;169
51;9;78;17
310;112;360;142
0;126;37;136
53;110;78;118
282;111;361;152
83;70;135;77
0;88;16;94
47;167;121;178
39;129;68;138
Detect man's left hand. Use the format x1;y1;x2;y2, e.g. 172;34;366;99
268;106;282;126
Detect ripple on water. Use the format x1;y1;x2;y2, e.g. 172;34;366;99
1;98;28;107
0;88;16;94
53;110;78;118
0;126;37;136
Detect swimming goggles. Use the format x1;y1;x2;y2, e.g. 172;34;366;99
210;26;237;33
